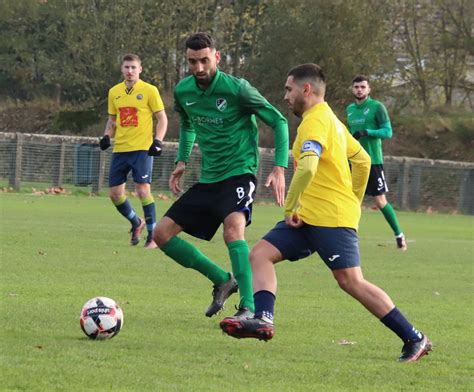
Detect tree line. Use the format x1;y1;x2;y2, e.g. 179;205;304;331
1;0;472;116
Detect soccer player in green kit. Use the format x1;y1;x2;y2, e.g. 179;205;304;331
346;75;407;250
152;32;289;319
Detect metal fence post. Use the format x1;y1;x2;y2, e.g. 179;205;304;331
409;164;422;210
459;169;474;214
400;159;411;210
9;133;23;190
53;140;66;187
92;149;106;194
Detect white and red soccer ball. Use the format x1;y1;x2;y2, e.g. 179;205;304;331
80;297;123;340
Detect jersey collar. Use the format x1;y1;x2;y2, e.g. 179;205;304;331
122;79;143;93
356;96;372;108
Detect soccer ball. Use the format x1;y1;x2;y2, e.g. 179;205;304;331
80;297;123;340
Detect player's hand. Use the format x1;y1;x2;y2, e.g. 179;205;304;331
99;135;111;150
265;166;286;207
148;139;163;156
169;161;186;196
285;213;303;228
352;130;368;140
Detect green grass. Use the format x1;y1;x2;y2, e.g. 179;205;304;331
1;193;473;391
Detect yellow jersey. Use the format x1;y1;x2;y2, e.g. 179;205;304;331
108;79;164;152
293;102;366;230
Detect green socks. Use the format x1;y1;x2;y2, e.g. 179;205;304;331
380;203;402;236
160;236;229;285
160;237;255;312
227;240;255;312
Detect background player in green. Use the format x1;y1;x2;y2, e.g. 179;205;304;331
100;53;168;248
346;75;407;250
152;32;289;319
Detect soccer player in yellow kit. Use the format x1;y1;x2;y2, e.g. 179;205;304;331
221;64;432;362
100;54;168;248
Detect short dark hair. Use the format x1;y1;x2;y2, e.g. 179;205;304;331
185;32;216;50
352;75;369;84
122;53;141;63
288;63;325;84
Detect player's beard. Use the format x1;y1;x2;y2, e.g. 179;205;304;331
291;96;305;118
195;70;215;89
353;93;368;102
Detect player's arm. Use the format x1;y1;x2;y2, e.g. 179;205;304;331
148;110;168;156
239;80;289;205
239;80;289;168
174;92;196;164
284;141;321;227
366;103;392;139
169;92;196;195
153;110;168;142
99;115;116;150
346;130;371;203
100;89;117;150
104;115;116;138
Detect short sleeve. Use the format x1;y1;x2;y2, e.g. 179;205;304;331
107;89;117;116
149;86;165;113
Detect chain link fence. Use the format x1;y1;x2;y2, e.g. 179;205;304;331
0;132;473;214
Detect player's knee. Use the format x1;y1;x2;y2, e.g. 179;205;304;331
335;274;359;294
374;196;387;209
153;218;180;247
109;193;121;205
249;244;271;268
136;188;150;200
223;227;244;243
152;226;170;248
336;278;351;293
249;247;260;267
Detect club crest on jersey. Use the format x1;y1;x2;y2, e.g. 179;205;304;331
216;98;227;112
137;94;143;100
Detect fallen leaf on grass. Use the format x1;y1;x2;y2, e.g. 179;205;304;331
336;339;357;346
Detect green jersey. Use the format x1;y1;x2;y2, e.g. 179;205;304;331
346;97;392;165
174;68;289;183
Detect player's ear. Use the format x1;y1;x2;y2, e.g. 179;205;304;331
215;50;221;64
303;82;312;96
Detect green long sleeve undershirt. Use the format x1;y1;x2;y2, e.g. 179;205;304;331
366;121;392;139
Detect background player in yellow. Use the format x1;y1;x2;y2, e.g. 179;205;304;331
100;53;168;248
220;63;432;363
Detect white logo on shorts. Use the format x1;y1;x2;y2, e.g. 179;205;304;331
328;254;340;262
141;175;149;179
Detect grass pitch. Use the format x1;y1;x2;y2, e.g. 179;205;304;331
1;193;473;391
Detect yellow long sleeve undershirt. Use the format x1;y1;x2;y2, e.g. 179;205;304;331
284;154;319;217
349;147;371;203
